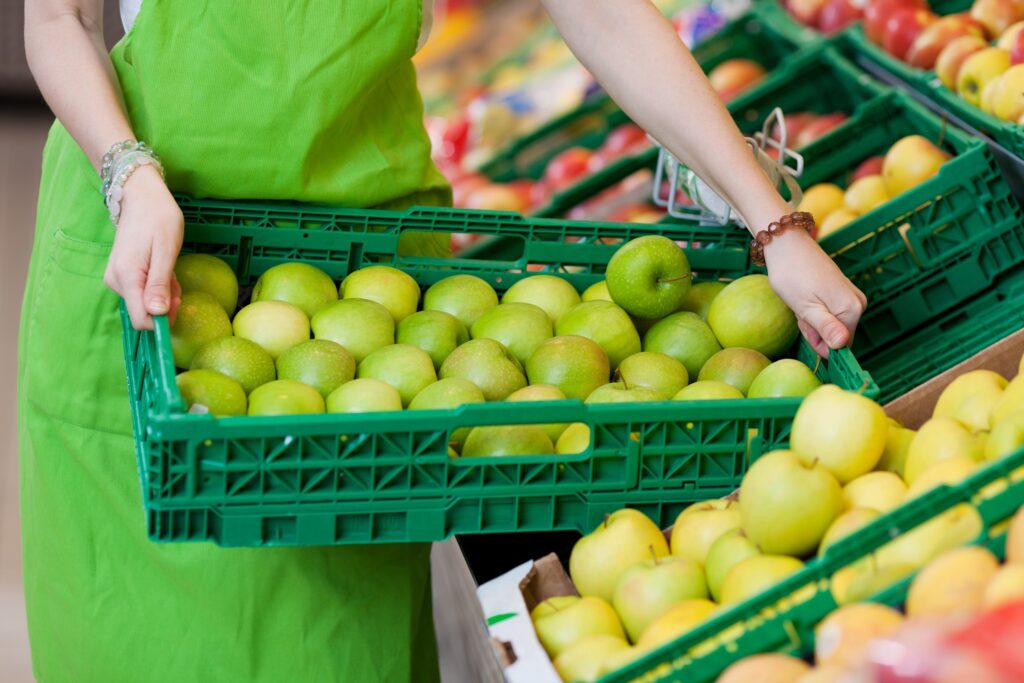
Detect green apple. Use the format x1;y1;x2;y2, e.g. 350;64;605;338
506;384;569;443
707;274;798;359
582;281;612;302
697;348;771;396
396;310;468;370
470;302;552;366
606;235;692;320
461;425;554;457
439;339;526;401
531;595;626;658
705;529;762;602
739;449;843;557
556;423;591;454
987;411;1024;460
357;344;437;407
409;378;485;450
191;336;276;394
326;378;402;413
553;634;631;683
170;291;234;369
310;298;394;363
585;382;664;404
611;555;709;642
569;508;670;602
877;418;916;477
247;379;325;416
174;253;238;315
501;274;581;323
232;300;311;361
819;507;881;554
526;335;610;401
252;262;337;318
677;281;726;320
339;265;420;323
719;554;805;605
423;274;498;328
669;499;742;564
643;312;722;379
843;471;907;513
616;351;689;399
672;381;743;401
747;359;822;399
275;339;355;398
531;596;580;621
555;301;641;370
176;368;247;417
790;385;889;484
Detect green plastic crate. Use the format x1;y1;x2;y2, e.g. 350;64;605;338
598;445;1024;683
122;200;876;548
479;3;813;191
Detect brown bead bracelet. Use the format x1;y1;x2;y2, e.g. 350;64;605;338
749;211;815;266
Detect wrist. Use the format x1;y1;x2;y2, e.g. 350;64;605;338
749;211;815;267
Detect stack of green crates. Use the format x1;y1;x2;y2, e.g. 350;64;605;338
122;199;875;547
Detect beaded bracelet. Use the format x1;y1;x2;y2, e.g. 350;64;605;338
100;141;164;225
749;211;815;267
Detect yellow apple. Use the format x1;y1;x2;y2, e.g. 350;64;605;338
987;411;1024;460
831;561;916;605
844;175;890;215
1008;505;1024;563
843;471;907;513
556;422;591;454
717;654;811;683
990;65;1024;120
936;34;989;90
878;504;983;569
991;373;1024;426
797;184;846;226
998;20;1024;49
907;456;979;498
531;595;581;621
596;646;646;678
876;419;916;477
553;634;631;683
790;385;889;484
670;499;742;565
983;564;1024;609
814;602;904;669
957;47;1011;106
720;554;805;606
795;666;853;683
635;599;718;650
906;545;999;618
817;209;859;239
532;595;626;658
982;75;1003;115
570;508;669;602
819;508;882;554
903;417;985;484
611;555;709;642
933;369;1008;433
882;135;951;197
705;529;762;602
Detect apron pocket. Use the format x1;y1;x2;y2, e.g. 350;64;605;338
24;228;133;436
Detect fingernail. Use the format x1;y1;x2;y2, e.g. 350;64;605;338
150;296;167;310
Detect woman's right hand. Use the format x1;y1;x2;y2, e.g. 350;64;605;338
103;165;185;331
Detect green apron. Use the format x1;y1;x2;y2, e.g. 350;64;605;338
18;1;451;681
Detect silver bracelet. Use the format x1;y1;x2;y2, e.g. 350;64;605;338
101;141;164;225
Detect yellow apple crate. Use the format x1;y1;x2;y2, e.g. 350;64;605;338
121;197;877;548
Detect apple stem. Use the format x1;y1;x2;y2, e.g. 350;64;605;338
657;273;694;284
603;513;610;530
857;379;871;396
724;490;740;503
812;357;822;376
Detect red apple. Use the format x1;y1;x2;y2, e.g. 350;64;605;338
543;147;593;190
1013;27;1024;63
852;156;886;182
770;112;818;145
865;0;927;44
451;173;490;207
884;8;937;60
601;124;649;158
530;180;551;208
971;0;1024;39
906;15;987;69
789;0;830;26
463;183;530;213
819;0;864;33
794;113;849;147
998;20;1024;50
708;59;767;102
507;179;537;211
936;34;990;88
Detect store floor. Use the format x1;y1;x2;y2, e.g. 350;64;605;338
0;106;501;683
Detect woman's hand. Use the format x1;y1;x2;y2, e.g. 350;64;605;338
764;229;867;358
103;165;184;331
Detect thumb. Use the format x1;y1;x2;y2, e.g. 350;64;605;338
801;304;851;350
144;248;175;316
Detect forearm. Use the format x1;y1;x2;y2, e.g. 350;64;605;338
541;0;788;233
25;0;135;171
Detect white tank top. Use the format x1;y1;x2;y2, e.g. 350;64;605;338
120;1;435;51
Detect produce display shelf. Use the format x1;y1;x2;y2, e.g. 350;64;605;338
599;445;1024;683
122;200;875;548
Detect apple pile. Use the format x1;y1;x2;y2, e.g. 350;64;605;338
529;352;1024;682
785;0;865;34
797;134;950;239
718;507;1024;682
707;58;768;103
168;236;819;455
